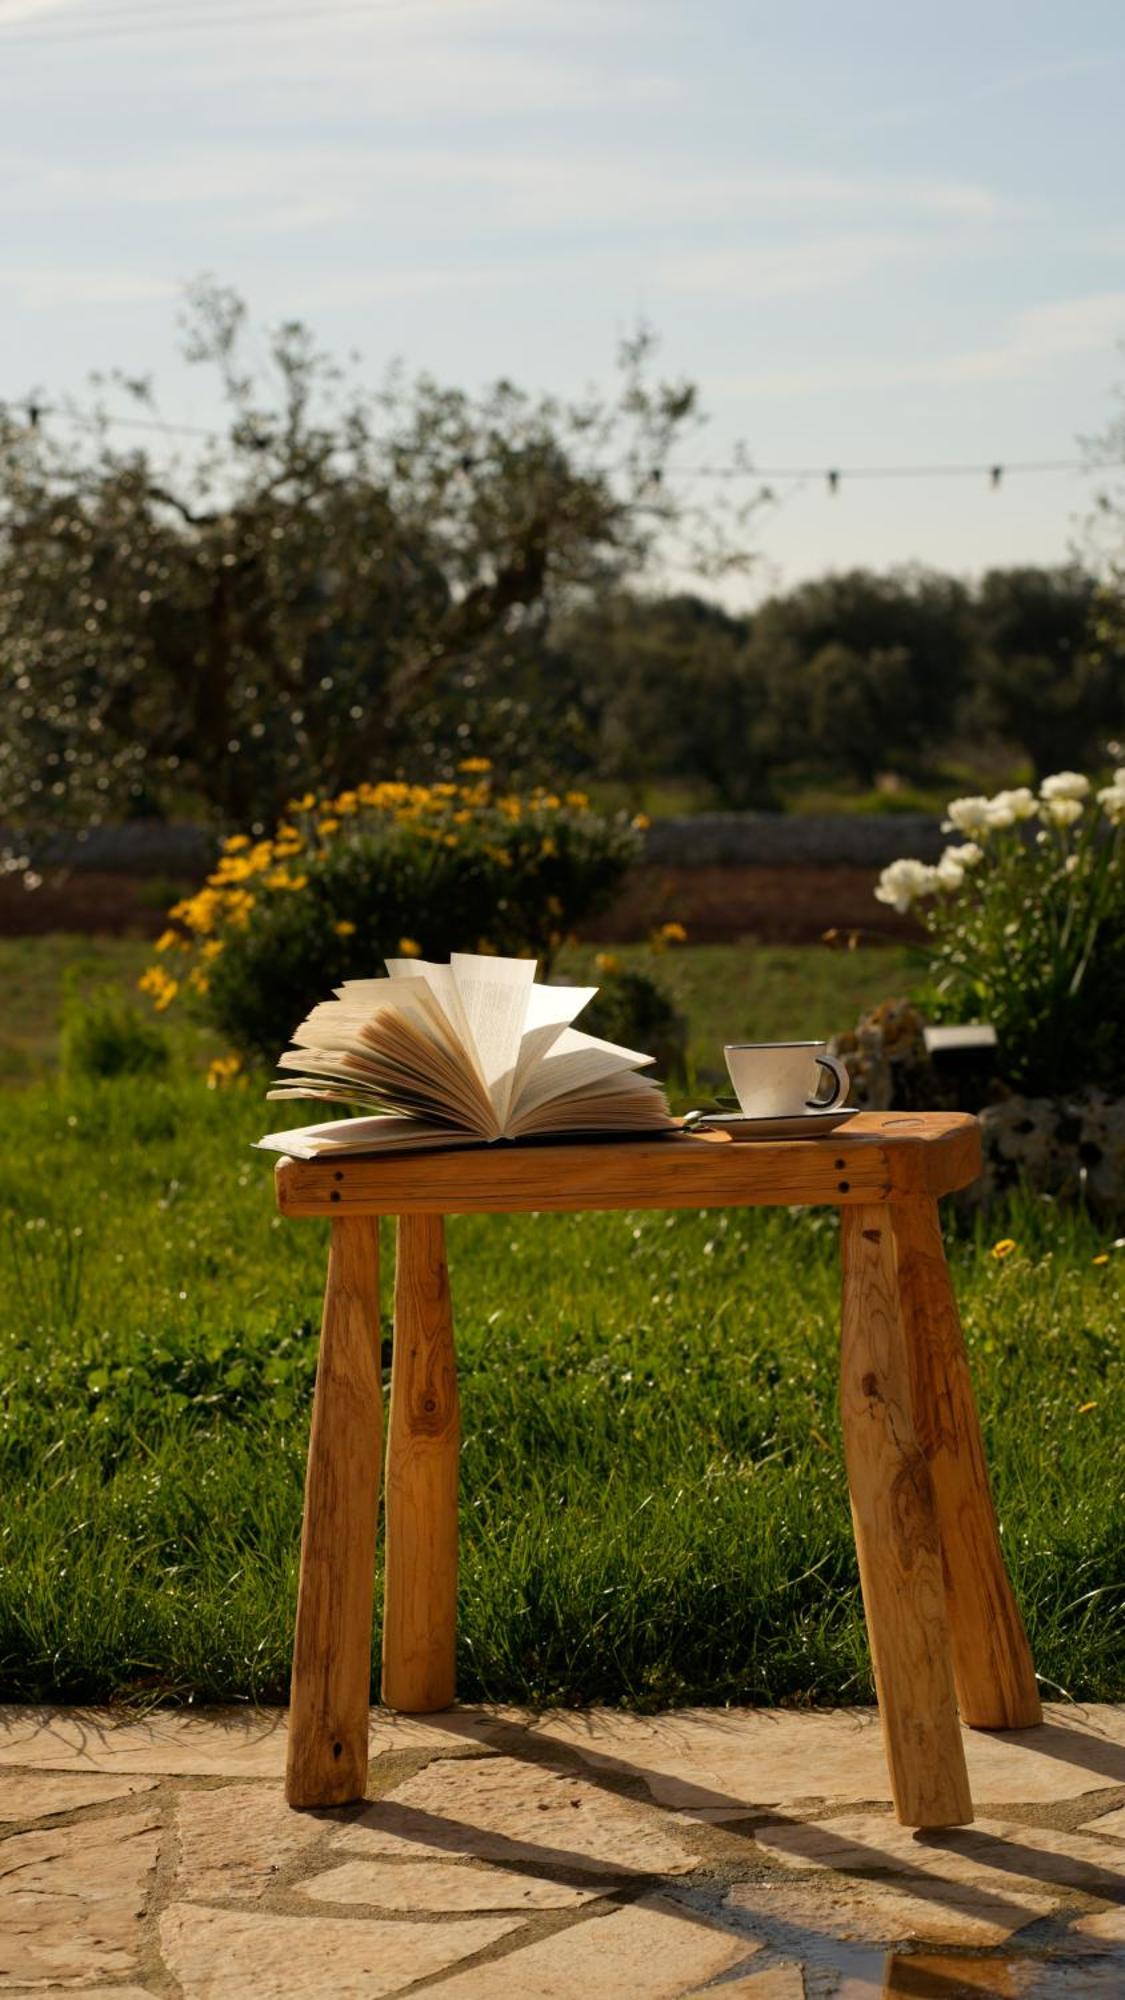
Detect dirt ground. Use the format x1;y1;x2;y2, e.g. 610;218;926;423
0;862;921;947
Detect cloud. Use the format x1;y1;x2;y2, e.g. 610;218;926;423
655;233;916;301
0;136;1008;246
0;0;68;22
0;267;177;309
722;293;1125;400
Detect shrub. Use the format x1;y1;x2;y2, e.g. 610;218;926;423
142;769;643;1064
874;771;1125;1095
60;979;170;1083
582;954;689;1081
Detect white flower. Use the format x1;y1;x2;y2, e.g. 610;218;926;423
935;856;965;890
874;858;940;913
943;841;984;868
1099;782;1125;827
942;796;994;836
986;787;1036;827
1039;795;1084;828
1040;771;1090;802
1064;853;1080;874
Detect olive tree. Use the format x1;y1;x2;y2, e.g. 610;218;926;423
1;282;741;827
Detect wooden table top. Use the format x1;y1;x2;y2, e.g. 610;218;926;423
274;1111;981;1218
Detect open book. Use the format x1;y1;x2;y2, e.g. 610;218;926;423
256;952;675;1158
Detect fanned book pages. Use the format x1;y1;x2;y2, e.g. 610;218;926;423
256;952;675;1158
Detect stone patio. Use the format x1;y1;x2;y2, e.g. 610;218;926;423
1;1702;1122;1997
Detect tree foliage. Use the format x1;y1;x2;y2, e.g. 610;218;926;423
1;282;750;826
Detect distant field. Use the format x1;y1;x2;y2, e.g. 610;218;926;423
0;933;923;1087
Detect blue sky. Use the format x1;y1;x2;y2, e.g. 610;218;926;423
2;0;1123;600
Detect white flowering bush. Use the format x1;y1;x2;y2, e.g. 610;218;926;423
875;770;1125;1093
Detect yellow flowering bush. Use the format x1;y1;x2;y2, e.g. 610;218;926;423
143;768;643;1063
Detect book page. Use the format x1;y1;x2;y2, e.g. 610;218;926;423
384;958;486;1094
449;953;536;1130
506;984;597;1122
506;1026;655;1129
271;1001;496;1133
256;1116;487;1159
513;1069;673;1136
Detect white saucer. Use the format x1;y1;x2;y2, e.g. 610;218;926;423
685;1106;860;1141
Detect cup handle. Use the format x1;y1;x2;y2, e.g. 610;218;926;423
807;1054;848;1111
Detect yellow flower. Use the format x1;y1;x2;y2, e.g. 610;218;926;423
333;792;358;814
595;952;621;975
201;938;224;961
659;921;687;944
1077;1400;1098;1413
397;936;423;958
138;965;178;1012
540;836;558;858
335;920;356;938
207;1053;243;1090
263;871;308;892
1092;1253;1109;1266
990;1238;1016;1261
632;812;650;830
317;818;340;836
154;929;182;954
221;833;250;853
287;792;317;812
565;790;590;808
458;756;492;774
188;967;210;996
223;890;256;927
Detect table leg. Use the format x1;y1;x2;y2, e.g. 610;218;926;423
382;1213;459;1712
841;1205;972;1827
892;1197;1041;1729
286;1216;382;1808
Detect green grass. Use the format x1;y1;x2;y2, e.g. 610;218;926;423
558;940;923;1084
0;933;923;1092
0;1066;1121;1709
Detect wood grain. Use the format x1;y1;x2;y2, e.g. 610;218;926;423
382;1214;460;1713
892;1197;1041;1730
275;1113;981;1218
840;1205;973;1828
286;1216;382;1808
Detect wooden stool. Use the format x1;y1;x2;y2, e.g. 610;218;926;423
274;1111;1040;1830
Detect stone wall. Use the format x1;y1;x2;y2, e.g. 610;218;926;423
5;812;945;877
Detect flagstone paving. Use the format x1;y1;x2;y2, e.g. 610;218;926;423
0;1702;1122;1997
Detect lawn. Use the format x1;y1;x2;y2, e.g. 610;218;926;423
0;932;924;1089
0;935;1121;1709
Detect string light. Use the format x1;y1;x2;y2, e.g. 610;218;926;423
2;398;1122;490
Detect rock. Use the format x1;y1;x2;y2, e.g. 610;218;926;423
400;1893;754;1999
830;1000;938;1112
172;1785;326;1902
483;1703;1125;1814
332;1754;703;1875
0;1770;157;1824
725;1875;1060;1950
0;1808;160;1987
976;1090;1125;1217
752;1810;1125;1902
159;1903;521;1998
298;1858;603;1909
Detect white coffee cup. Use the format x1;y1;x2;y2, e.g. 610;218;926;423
724;1041;849;1118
